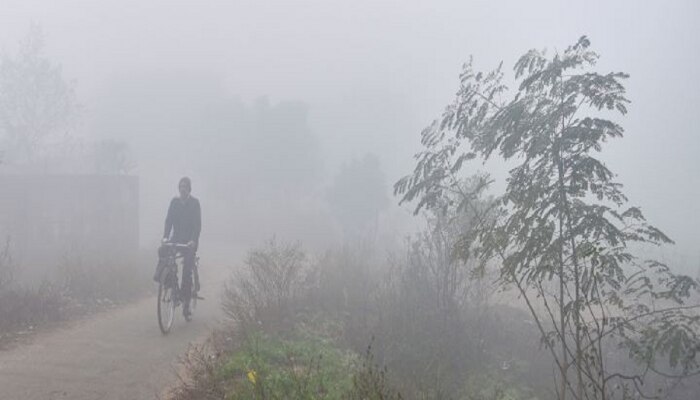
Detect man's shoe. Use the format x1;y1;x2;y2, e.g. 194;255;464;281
183;306;192;322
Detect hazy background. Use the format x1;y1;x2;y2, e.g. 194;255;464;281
0;0;697;272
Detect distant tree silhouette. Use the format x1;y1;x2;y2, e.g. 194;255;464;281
0;25;78;164
328;153;389;238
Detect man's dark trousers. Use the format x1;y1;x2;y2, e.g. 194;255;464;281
180;247;196;310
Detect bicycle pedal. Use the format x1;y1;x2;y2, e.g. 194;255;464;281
195;295;205;300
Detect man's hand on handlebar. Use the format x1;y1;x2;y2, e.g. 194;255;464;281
160;239;195;249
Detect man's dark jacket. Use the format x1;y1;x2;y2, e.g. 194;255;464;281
163;196;201;246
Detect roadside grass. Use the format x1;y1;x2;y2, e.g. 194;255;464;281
216;330;356;399
0;282;70;343
0;244;153;348
167;316;404;400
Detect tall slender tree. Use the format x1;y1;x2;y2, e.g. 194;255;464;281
397;36;700;399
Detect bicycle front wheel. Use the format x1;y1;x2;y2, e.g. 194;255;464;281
157;278;176;334
191;264;199;313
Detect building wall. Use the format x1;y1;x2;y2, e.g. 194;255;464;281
0;175;139;279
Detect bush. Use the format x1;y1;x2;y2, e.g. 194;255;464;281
307;230;488;397
165;332;227;400
313;242;382;349
223;238;314;333
346;344;403;400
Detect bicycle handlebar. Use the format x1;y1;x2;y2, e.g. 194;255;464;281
161;242;193;249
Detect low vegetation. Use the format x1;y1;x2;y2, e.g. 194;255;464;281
168;234;551;400
0;238;152;346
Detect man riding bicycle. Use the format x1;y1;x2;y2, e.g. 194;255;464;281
156;176;201;320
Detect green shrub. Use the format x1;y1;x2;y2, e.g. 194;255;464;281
219;331;356;400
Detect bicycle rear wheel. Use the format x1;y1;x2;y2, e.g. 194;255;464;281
157;278;176;334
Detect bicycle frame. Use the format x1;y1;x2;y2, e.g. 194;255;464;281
157;242;195;334
157;243;204;335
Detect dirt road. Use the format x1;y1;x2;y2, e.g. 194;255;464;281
0;278;225;400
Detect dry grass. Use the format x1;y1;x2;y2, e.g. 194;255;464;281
0;242;152;347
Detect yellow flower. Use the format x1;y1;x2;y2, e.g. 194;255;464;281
247;370;257;385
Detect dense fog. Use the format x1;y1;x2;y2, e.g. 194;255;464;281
0;2;699;399
1;1;697;271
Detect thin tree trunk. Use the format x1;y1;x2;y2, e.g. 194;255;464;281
557;73;584;399
558;180;569;400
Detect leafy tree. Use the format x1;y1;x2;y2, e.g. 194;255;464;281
396;36;700;400
0;25;78;165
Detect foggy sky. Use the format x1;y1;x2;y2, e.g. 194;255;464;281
1;0;698;270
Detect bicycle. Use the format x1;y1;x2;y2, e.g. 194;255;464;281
156;242;202;334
